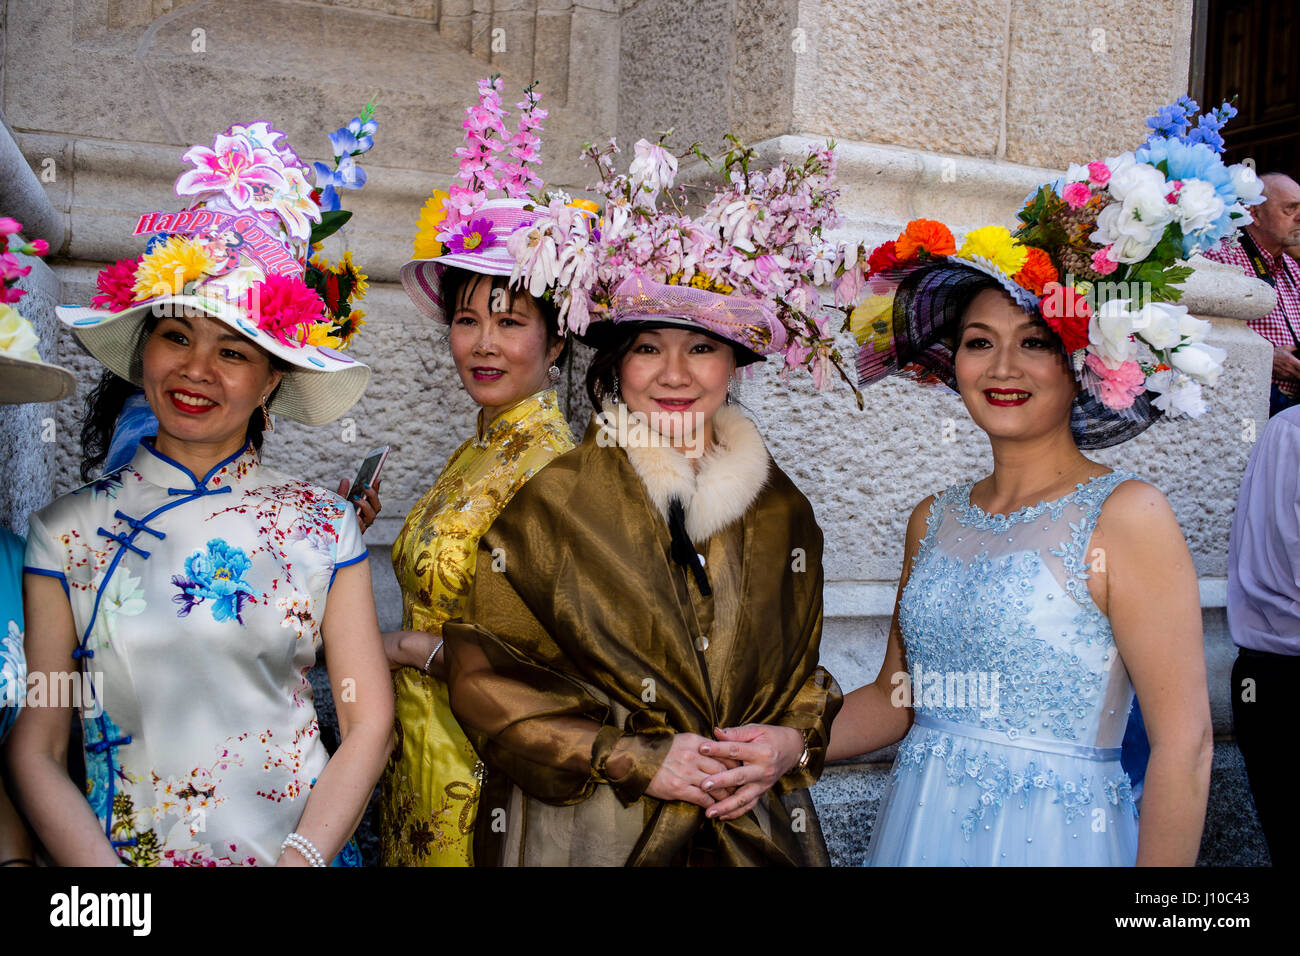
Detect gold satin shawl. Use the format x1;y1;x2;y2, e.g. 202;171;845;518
443;415;841;866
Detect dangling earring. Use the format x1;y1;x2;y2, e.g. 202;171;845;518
547;364;560;383
611;372;622;404
261;395;274;433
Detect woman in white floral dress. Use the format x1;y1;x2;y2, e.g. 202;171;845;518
6;119;393;866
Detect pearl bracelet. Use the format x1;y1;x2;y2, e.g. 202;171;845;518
281;831;326;867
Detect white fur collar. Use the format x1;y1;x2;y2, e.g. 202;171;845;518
602;402;771;543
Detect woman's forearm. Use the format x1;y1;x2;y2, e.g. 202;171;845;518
8;752;121;866
826;681;912;762
280;718;392;865
1134;737;1213;866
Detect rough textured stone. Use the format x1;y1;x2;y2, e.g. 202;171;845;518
795;0;1008;157
618;0;735;149
1005;0;1192;168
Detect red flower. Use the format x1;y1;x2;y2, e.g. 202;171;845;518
1040;281;1091;353
867;240;901;274
248;274;326;347
92;257;142;312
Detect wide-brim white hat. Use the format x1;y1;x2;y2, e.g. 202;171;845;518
0;352;76;404
399;198;540;323
56;292;369;426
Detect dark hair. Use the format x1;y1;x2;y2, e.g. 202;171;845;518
78;311;290;481
584;327;638;409
440;267;570;369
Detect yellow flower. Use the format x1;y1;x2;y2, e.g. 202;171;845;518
956;225;1028;277
0;303;42;361
413;190;449;260
305;320;343;350
569;198;600;214
334;308;366;348
132;236;216;300
849;292;895;352
336;250;368;302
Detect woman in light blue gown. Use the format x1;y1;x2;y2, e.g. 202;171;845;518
830;217;1215;866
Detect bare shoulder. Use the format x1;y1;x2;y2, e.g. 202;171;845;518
1097;477;1178;530
1093;476;1187;558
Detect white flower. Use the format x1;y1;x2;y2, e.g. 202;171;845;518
94;569;147;644
1174;179;1226;235
507;222;560;297
1088;298;1143;366
1;620;26;710
0;304;41;362
1064;162;1091;183
1169;341;1227;385
1146;369;1208;418
628;140;678;203
1132;300;1190;351
1092;175;1175;264
1176;311;1212;344
1229;163;1265;206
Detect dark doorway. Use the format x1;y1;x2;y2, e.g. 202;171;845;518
1195;0;1299;180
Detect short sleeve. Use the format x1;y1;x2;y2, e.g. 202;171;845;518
329;498;368;589
22;509;68;593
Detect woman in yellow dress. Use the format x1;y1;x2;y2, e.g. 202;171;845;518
377;78;576;864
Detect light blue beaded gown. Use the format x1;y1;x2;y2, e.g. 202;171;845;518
865;471;1141;866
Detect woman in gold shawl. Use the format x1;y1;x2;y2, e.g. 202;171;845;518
443;275;841;866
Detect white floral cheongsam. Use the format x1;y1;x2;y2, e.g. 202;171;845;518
23;440;367;866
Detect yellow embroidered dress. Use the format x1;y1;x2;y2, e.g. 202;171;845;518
379;388;574;865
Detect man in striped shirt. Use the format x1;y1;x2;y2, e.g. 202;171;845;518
1204;173;1300;417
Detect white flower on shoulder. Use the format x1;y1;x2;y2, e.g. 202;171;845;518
1;619;27;710
94;569;147;645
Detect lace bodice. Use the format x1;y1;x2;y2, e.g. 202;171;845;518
898;471;1139;751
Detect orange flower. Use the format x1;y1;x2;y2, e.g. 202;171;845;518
894;219;956;259
1012;247;1058;297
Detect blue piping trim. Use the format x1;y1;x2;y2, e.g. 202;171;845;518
23;566;69;597
328;549;368;591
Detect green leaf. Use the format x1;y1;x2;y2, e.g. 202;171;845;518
310;209;352;245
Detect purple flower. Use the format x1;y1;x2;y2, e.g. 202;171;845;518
446;218;496;254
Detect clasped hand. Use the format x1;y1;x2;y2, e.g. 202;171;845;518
643;724;805;821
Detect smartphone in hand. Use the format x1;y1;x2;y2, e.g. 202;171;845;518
349;445;389;505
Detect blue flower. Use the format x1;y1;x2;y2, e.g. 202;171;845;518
313;154;368;213
173;538;256;624
329;116;377;159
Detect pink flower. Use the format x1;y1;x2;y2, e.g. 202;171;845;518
445;218;497;254
783;339;813;369
92;257;142;312
1087;161;1111;186
1091;245;1119;276
1085;353;1146;409
833;263;866;308
0;285;25;304
248;274;325;347
1062;182;1092;209
1165;180;1183;204
0;251;31;282
23;238;49;257
0;218;22;237
177;133;288;209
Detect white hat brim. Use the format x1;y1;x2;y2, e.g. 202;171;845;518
0;354;77;404
56;296;370;426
